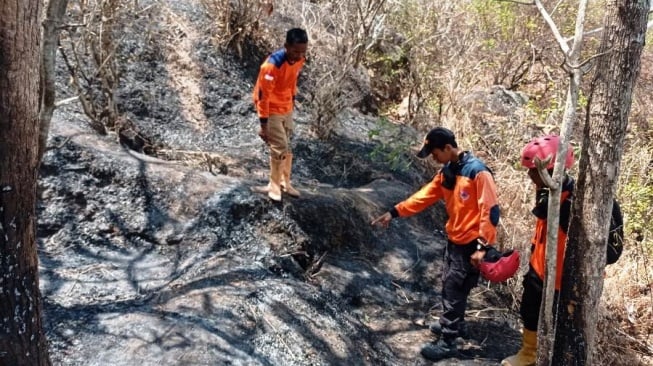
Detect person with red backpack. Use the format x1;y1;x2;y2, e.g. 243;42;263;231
371;127;503;361
502;135;575;366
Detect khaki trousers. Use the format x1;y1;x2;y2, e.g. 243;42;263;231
267;112;294;159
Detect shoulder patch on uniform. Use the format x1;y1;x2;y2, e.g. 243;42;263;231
460;157;490;180
268;49;287;68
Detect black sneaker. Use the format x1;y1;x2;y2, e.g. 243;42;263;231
429;322;469;338
429;322;443;335
420;339;458;361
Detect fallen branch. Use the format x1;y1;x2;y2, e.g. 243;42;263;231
54;96;80;107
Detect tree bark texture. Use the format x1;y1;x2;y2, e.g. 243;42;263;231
0;1;51;365
553;0;650;365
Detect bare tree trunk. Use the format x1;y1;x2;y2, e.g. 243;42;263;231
536;69;580;365
98;0;120;129
532;1;588;364
39;0;69;161
0;1;52;365
552;0;650;365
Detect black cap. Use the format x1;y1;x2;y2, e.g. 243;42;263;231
416;127;457;158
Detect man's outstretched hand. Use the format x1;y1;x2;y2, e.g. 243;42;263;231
371;212;392;228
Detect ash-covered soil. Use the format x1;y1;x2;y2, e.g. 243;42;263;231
38;1;523;365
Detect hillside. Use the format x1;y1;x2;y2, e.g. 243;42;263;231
35;0;652;365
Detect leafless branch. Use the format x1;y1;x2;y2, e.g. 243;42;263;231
534;0;570;55
564;26;603;43
563;11;653;43
54;96;80;107
497;0;535;4
93;33;127;78
550;0;564;16
57;22;87;30
535;156;556;188
568;0;589;59
569;48;613;71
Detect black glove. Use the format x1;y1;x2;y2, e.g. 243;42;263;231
532;188;549;219
482;247;503;262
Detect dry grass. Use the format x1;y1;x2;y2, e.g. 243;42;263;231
601;241;653;364
598;136;653;365
200;0;274;58
599;253;653;366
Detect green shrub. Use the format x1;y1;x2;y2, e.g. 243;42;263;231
368;117;413;172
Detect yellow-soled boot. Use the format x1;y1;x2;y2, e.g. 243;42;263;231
267;156;282;201
280;153;300;197
501;329;537;366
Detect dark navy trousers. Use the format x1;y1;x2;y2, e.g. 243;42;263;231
439;240;479;339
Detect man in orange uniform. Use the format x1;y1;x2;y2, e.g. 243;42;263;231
252;28;308;201
502;135;574;366
371;127;500;361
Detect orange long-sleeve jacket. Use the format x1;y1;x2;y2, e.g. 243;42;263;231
252;49;304;119
393;152;500;245
529;177;574;290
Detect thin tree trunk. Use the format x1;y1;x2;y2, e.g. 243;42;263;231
39;0;70;162
532;1;588;364
0;1;51;365
552;0;650;365
536;69;580;366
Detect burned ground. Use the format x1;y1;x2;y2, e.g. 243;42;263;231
39;1;523;365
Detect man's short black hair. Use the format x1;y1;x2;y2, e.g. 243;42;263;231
286;28;308;45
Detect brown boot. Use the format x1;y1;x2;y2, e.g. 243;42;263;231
280;153;300;197
501;329;537;366
268;155;282;201
251;157;282;201
250;183;270;194
250;182;271;194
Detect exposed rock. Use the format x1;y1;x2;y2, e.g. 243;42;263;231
460;85;529;117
